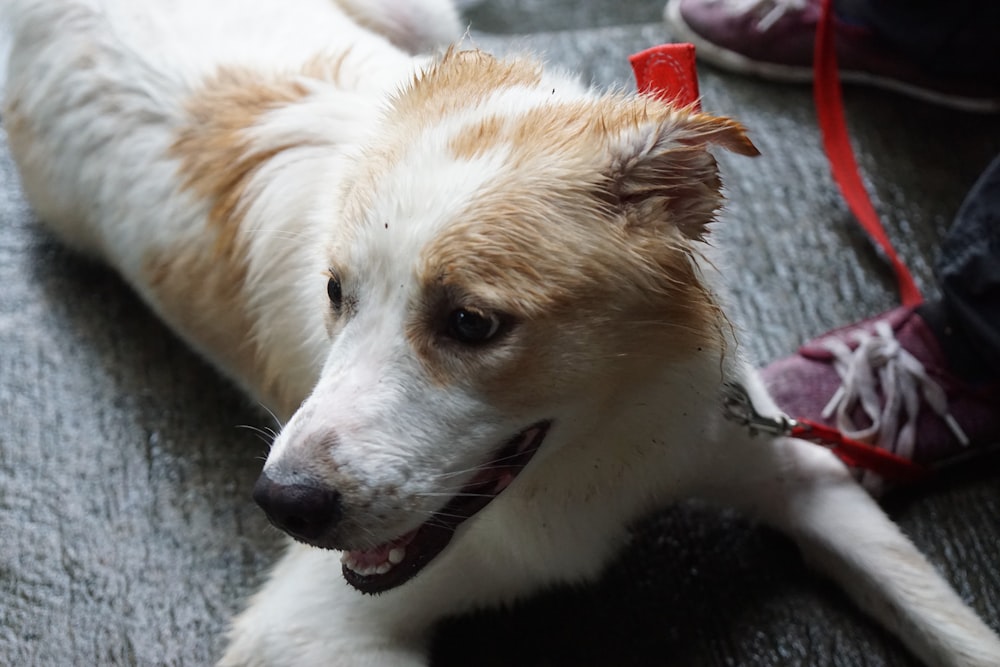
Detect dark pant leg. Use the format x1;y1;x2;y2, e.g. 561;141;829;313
834;0;1000;77
935;154;1000;379
827;3;1000;373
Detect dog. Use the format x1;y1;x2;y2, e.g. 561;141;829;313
4;0;1000;665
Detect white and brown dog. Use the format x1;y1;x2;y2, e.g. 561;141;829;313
3;0;999;665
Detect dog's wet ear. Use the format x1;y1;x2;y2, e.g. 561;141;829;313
600;105;759;241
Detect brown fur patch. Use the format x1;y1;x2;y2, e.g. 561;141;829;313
415;94;754;318
142;244;298;417
144;244;262;401
170;67;314;251
398;75;755;406
160;62;349;415
338;49;544;225
409;180;725;407
448;115;506;161
390;48;542;130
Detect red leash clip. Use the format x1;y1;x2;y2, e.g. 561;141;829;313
723;382;928;484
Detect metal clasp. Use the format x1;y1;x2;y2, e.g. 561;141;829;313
721;382;796;438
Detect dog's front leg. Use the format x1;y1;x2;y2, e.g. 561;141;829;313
704;399;1000;667
220;543;432;667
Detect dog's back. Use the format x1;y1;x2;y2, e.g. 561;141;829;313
3;0;454;414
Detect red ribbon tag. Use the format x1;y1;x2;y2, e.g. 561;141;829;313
629;43;701;111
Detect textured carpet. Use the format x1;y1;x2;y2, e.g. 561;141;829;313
2;2;999;665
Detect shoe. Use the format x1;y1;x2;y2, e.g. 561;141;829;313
760;306;1000;490
663;0;1000;113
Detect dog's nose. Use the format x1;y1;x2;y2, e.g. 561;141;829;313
252;473;342;543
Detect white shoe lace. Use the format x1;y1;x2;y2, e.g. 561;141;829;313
716;0;810;32
820;320;970;463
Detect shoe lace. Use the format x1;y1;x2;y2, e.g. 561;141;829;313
820;321;970;462
719;0;810;32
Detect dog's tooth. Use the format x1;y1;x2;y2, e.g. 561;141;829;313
342;554;369;576
342;548;401;577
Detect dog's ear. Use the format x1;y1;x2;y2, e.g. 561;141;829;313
600;106;759;241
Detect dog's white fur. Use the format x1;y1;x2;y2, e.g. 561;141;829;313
4;1;1000;665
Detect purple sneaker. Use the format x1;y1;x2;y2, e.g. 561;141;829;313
761;306;1000;491
663;0;1000;112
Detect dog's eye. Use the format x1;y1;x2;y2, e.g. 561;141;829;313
447;308;503;345
327;275;343;310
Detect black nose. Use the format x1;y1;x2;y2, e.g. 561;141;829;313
252;473;342;543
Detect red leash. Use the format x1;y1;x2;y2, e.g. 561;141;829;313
801;0;926;479
814;0;923;306
789;420;926;482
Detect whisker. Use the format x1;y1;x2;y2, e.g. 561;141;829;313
236;424;277;449
431;452;527;481
256;402;285;430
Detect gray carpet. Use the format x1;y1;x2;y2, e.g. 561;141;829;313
2;2;999;665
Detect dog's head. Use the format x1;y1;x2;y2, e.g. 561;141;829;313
254;50;758;593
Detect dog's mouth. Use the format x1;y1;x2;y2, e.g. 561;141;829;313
340;420;551;595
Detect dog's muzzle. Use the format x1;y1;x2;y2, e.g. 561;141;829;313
251;420;552;594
